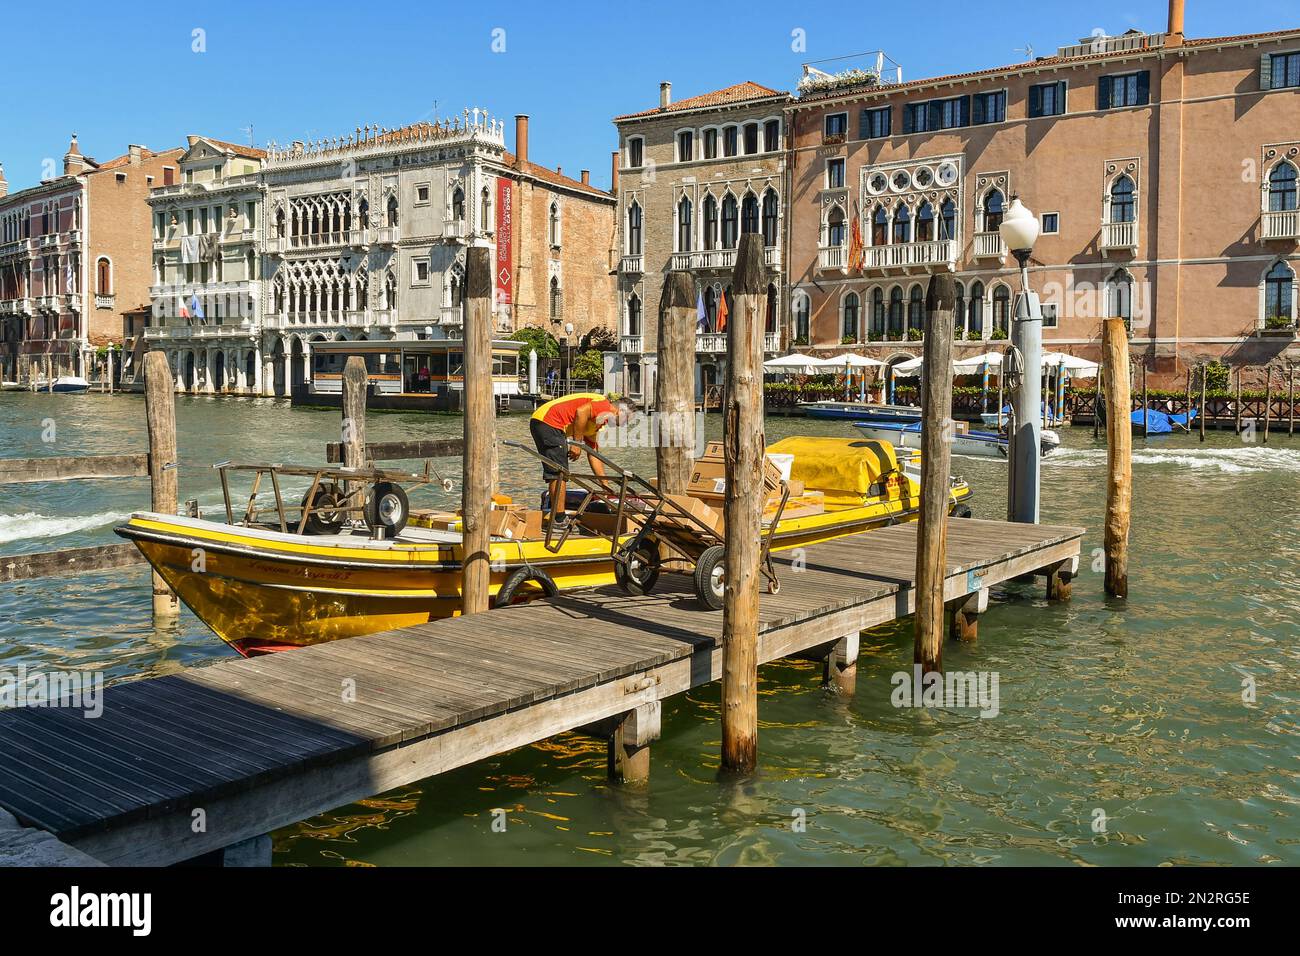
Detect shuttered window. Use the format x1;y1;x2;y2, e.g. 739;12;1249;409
859;106;891;139
1097;71;1150;110
1028;81;1067;117
1266;52;1300;89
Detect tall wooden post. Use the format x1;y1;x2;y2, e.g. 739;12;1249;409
1289;364;1295;437
1263;366;1272;444
1092;368;1102;440
341;356;368;503
144;350;179;618
1234;368;1242;434
721;234;765;774
1184;366;1192;431
1141;362;1149;437
1102;319;1131;598
656;272;696;495
1199;364;1207;441
461;246;494;616
914;274;955;676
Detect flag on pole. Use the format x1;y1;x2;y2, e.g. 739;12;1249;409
190;294;205;321
696;291;707;331
848;205;865;272
65;263;74;293
178;295;189;319
716;289;729;333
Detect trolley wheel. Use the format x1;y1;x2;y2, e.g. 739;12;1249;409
694;545;726;611
767;576;781;595
301;483;345;535
613;541;661;595
494;566;559;608
364;481;409;536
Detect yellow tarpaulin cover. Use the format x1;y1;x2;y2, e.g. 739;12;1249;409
766;436;900;510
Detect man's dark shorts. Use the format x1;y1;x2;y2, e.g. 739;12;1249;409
530;417;569;481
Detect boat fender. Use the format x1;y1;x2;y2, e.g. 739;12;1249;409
494;566;559;608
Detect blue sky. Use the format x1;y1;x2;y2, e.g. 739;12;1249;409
2;0;1296;193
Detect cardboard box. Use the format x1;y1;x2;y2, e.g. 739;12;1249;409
578;509;646;537
487;508;527;539
520;509;545;540
661;494;723;536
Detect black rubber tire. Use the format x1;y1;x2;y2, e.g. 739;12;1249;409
365;481;409;536
494;566;559;608
613;541;660;595
694;545;726;611
301;483;345;535
950;503;973;519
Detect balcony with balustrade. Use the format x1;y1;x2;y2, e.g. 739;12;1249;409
376;226;400;246
695;332;781;354
620;254;644;274
95;294;116;310
972;232;1006;259
439;305;463;325
862;239;957;273
1262;209;1300;242
818;245;847;272
620;334;644;354
1101;220;1138;254
442;220;467;242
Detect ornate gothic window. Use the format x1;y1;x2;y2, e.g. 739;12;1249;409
721;195;739;248
842;291;859;341
626;293;641;336
992;284;1011;334
915;202;935;242
677;196;693;252
1109;176;1136;224
627;202;643;255
983;189;1005;231
1268;162;1298;211
1264;261;1295;326
968;281;984;335
892;204;910;244
741;193;759;235
702;195;718;251
761;190;779;246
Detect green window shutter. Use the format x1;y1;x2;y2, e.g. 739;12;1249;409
1098;77;1111;111
1261;53;1274;90
1136;71;1151;106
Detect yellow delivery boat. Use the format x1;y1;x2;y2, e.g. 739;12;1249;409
115;437;971;655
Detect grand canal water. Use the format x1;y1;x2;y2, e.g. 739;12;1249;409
1;391;1297;865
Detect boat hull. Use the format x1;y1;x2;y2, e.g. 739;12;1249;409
117;478;970;655
854;422;1060;458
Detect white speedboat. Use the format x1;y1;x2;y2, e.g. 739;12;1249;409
854;420;1060;459
32;375;91;393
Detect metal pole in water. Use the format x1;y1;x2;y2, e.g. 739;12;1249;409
1007;256;1042;524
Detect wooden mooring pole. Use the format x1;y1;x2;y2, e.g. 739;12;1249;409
1141;361;1149;437
144;350;179;618
1235;367;1242;434
721;234;765;774
341;357;367;501
461;247;494;616
1101;319;1131;598
1092;367;1101;440
656;272;696;495
915;274;955;676
1263;365;1272;444
1289;364;1296;437
1199;364;1207;442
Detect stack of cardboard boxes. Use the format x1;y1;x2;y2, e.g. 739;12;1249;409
685;442;827;524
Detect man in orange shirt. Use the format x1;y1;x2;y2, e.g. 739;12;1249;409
530;392;635;526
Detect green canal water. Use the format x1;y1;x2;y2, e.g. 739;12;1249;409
1;391;1297;866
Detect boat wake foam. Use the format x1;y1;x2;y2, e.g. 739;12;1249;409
0;511;125;545
1046;446;1300;474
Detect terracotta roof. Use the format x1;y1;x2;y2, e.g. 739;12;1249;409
614;81;790;121
201;137;267;160
793;27;1300;107
502;151;613;199
90;146;185;173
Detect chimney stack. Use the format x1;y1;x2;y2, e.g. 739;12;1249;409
515;114;529;166
63;134;85;176
580;169;590;186
659;82;672;108
611;150;620;195
187;134;200;147
128;144;143;165
1165;0;1185;46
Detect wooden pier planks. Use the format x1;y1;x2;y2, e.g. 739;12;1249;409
0;518;1082;864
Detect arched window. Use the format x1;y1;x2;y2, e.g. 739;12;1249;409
702;195;718;250
384;270;398;311
480;188;491;231
704;286;717;326
827;208;846;247
721;195;739;248
888;286;904;337
870;205;889;246
793;291;810;342
871;287;885;336
1106;269;1133;329
1269;163;1298;212
915;203;935;242
451;188;465;221
842;291;860;341
761;190;779;246
358;197;369;226
892;204;910;244
94;258;111;295
908;285;925;331
275;208;286;238
940;198;957;241
954;282;966;335
765;283;777;334
968;281;985;336
992;285;1011;335
549;276;562;322
677;196;693;252
627;202;642;255
1264;261;1294;327
626;293;641;336
386;195;399;227
1110;176;1136;224
983;190;1005;231
450;274;463;308
548;201;561;246
741;193;759;235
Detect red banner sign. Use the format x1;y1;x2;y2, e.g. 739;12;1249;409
495;177;513;313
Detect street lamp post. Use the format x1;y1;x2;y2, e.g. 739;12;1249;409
999;197;1043;524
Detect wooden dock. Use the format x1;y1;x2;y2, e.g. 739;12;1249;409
0;518;1081;866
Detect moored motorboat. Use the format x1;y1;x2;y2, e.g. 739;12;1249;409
116;437;973;656
854;420;1061;459
802;401;921;423
31;375;91;393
